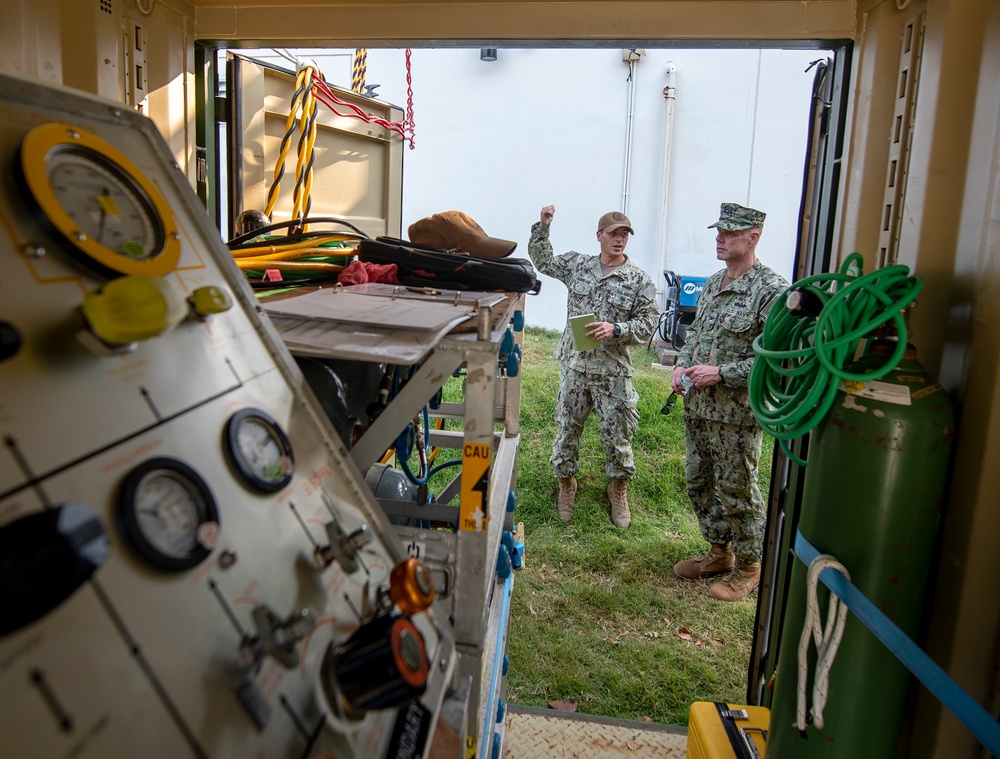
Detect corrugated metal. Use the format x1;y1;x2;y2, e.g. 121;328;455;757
504;705;687;758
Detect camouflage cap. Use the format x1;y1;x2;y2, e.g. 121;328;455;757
707;203;766;231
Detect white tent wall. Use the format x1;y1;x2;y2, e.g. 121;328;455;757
245;46;825;330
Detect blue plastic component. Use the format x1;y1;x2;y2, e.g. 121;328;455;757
507;350;520;378
512;541;524;569
502;653;509;676
500;328;514;355
679;275;707;307
506;490;516;513
496;698;506;722
492;732;501;759
501;531;514;553
513;310;525;331
496;545;512;579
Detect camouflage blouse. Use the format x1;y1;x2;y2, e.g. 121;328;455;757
529;222;658;377
677;260;788;426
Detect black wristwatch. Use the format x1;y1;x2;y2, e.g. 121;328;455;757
612;323;622;338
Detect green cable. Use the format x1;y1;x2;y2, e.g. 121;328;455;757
750;252;923;466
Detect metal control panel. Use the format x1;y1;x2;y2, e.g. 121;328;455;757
0;72;453;758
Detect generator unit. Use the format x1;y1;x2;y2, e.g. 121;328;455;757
654;270;707;351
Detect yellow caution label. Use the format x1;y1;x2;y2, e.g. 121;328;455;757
459;443;491;532
912;383;944;400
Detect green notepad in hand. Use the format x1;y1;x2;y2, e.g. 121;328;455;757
570;313;600;351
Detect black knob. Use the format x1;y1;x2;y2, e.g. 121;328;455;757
785;288;825;317
0;321;22;361
322;613;429;715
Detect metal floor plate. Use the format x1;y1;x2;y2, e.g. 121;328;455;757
504;705;688;758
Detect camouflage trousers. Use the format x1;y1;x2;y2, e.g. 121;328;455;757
683;414;765;561
551;367;640;480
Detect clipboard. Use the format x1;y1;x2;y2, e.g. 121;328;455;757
570;313;600;351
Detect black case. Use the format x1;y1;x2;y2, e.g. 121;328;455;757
358;236;541;294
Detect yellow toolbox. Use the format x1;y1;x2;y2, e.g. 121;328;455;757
686;702;769;759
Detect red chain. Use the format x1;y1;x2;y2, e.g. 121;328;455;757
404;48;415;149
306;51;415;150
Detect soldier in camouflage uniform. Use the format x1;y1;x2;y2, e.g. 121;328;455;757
671;203;788;601
528;205;658;528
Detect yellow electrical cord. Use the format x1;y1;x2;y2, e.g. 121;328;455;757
264;64;322;228
234;259;347;273
229;235;362;258
263;67;309;219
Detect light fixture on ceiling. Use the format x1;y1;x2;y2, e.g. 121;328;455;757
480;48;498;62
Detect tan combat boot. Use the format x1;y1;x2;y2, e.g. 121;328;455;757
607;478;631;528
556;477;577;521
673;543;736;581
707;561;761;602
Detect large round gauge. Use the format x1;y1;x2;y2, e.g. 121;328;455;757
224;408;295;493
18;123;181;277
118;457;219;571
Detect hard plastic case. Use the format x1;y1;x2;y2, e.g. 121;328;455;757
686;702;769;759
358;236;541;293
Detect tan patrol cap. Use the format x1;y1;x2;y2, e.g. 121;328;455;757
598;211;634;235
408;210;517;258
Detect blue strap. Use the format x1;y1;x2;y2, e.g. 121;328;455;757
794;529;1000;756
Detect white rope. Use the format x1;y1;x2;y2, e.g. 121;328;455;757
796;553;851;731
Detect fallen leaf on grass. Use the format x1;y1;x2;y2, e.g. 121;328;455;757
677;627;705;647
641;716;653;723
548;700;578;712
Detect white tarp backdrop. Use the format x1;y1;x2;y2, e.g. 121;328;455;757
239;47;827;331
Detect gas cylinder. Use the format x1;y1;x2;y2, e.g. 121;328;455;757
768;340;954;758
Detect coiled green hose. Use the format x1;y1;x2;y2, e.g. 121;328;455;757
749;252;923;466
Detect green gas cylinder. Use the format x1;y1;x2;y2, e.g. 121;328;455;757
768;340;954;758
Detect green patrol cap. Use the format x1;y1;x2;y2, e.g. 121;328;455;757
708;203;766;231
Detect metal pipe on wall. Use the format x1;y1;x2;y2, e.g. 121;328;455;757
621;55;639;214
656;62;677;308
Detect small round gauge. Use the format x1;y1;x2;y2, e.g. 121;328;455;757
224;408;295;493
118;457;219;571
17;123;181;277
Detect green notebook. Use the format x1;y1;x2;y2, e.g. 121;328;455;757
570;313;600;351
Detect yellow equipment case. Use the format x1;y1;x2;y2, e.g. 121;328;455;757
686;702;770;759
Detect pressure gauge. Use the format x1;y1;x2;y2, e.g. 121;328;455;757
224;408;295;493
17;123;181;277
118;457;220;571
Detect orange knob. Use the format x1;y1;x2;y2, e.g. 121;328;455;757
389;558;435;615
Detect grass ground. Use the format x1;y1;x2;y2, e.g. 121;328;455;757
501;326;772;727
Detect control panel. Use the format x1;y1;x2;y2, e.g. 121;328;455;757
0;72;453;758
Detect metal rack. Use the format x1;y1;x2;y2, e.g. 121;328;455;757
267;286;526;757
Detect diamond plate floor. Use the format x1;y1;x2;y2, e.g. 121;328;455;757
503;705;688;758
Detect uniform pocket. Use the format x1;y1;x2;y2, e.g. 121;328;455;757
721;312;753;334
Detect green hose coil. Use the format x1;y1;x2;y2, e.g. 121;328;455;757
749;252;923;466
